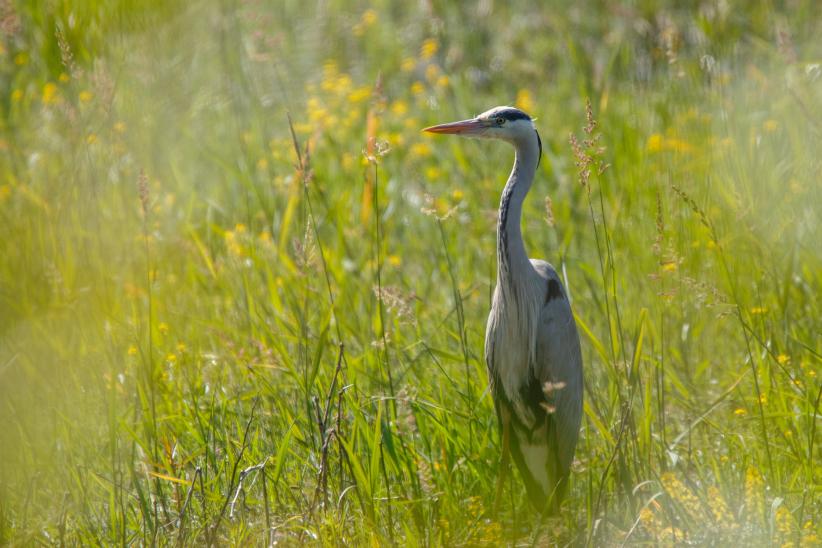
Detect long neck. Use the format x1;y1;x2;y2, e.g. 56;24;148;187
496;135;540;287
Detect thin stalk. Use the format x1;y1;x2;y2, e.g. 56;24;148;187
137;170;166;530
379;440;395;543
208;398;259;544
436;217;474;453
283;115;315;452
797;382;822;543
371;161;395;403
677;181;775;481
597;184;641;480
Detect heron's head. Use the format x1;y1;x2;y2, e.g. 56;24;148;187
423;106;541;154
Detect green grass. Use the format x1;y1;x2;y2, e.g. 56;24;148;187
1;0;820;544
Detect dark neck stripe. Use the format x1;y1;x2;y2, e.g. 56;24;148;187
497;174;514;277
535;129;542;168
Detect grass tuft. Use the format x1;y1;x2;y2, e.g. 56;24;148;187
0;1;820;544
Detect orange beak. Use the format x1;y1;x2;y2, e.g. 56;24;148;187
423;118;486;135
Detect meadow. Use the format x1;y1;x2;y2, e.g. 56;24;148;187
1;0;820;545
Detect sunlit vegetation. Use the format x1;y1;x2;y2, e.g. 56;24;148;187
1;1;820;544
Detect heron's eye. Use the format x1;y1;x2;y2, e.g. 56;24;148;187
495;117;505;126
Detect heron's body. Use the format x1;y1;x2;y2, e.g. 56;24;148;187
425;106;583;512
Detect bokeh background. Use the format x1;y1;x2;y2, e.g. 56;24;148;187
1;0;820;544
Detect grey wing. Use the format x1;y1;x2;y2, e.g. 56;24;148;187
531;260;584;474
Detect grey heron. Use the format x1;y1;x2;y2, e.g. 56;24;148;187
424;106;583;513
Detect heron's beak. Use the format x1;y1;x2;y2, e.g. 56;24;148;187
423;118;485;135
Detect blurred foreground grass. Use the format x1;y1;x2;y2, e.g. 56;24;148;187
1;0;820;544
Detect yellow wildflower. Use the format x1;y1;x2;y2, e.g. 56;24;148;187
660;527;687;543
353;8;377;35
166;353;177;363
235;223;247;233
478;519;502;543
127;345;138;356
334;74;353;95
307;97;326;120
734;408;747;416
647;134;664;153
664;137;693;153
763;119;779;133
515;89;535;113
256;157;268;170
744;465;765;527
79;90;93;102
14;52;27;65
424;166;441;180
411;81;425;95
661;261;677;272
400;57;416;72
436;75;449;88
410;142;432;158
391;100;408;116
42;82;59;104
176;342;187;353
361;8;377;26
389;132;405;148
660;473;704;521
86;133;97;144
420;38;438;60
224;230;243;256
638;507;662;536
322;60;338;81
11;89;22;102
387;255;401;266
775;505;796;540
343;107;360;129
750;306;768;315
114;121;127;133
59;72;70;83
776;354;790;365
706;486;738;530
646;133;693;153
802;521;819;547
348;85;371;103
158;322;169;335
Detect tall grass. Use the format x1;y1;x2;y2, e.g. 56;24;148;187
0;0;820;544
